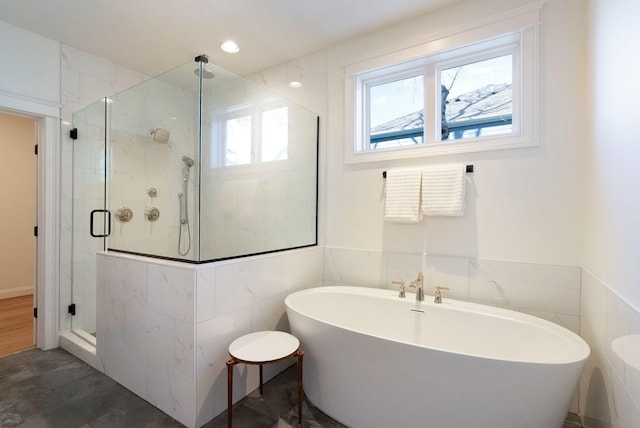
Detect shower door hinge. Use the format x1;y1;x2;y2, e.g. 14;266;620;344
70;128;78;140
34;307;38;318
68;303;76;316
33;226;38;237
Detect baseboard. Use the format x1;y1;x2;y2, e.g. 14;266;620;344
0;286;33;300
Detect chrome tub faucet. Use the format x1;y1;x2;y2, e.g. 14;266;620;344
410;272;425;301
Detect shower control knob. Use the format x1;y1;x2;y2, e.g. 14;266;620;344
145;207;160;222
115;207;133;223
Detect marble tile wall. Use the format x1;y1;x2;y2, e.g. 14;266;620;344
96;246;323;428
324;247;581;334
245;49;328;249
106;74;197;259
580;269;640;427
96;252;196;427
194;246;324;426
199;102;319;260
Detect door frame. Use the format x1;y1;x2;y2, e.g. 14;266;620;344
0;90;60;350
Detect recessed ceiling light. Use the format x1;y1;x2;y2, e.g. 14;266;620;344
221;40;240;54
289;81;303;88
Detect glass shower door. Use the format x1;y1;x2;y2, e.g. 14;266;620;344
70;98;108;343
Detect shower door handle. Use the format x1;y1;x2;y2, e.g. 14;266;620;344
90;209;112;237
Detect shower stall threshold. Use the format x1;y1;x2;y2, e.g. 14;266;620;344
59;330;102;371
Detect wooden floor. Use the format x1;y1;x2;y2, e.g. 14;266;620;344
0;294;35;358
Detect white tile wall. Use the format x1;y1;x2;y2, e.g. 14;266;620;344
194;246;324;426
469;259;581;332
324;247;581;333
97;253;196;427
580;269;640;427
97;246;323;428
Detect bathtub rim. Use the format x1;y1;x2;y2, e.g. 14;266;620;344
285;285;590;365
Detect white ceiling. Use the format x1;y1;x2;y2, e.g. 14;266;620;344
0;0;460;77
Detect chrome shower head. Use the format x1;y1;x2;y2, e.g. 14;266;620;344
150;128;170;143
193;67;215;79
182;156;195;168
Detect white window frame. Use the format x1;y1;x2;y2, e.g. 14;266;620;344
344;3;541;164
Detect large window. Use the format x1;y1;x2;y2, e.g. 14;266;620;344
345;5;539;163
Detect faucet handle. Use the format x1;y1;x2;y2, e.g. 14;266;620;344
392;280;406;298
434;286;450;303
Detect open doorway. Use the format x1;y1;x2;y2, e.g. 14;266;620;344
0;111;37;357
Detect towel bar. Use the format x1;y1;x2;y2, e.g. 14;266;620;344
382;164;473;178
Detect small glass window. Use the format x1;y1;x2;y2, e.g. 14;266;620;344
440;54;513;141
344;5;540;163
222;106;289;167
261;107;288;162
225;115;252;166
369;75;424;149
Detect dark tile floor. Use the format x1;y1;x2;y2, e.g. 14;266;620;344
0;348;181;427
0;348;583;428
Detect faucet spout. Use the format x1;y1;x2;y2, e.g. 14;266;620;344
410;272;425;301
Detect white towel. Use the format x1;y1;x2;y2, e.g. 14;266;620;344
384;168;423;223
421;164;466;216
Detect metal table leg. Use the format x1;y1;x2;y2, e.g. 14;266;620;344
226;359;236;428
296;350;304;427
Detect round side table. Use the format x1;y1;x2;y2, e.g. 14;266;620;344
226;331;304;428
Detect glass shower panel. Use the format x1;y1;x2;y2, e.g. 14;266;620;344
107;62;200;261
199;64;318;261
72;57;317;267
71;98;107;340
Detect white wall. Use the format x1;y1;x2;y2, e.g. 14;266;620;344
0;112;36;299
0;19;63;350
325;0;586;266
579;0;640;425
584;0;640;311
0;21;60;104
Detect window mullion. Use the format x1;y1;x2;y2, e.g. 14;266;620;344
362;80;372;152
424;64;437;145
252;109;261;163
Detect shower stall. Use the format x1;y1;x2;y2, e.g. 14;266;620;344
69;56;319;341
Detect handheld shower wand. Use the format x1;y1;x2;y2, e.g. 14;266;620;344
178;156;195;256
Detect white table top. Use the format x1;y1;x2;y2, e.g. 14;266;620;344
229;331;300;363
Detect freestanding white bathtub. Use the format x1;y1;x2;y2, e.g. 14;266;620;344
285;286;590;428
